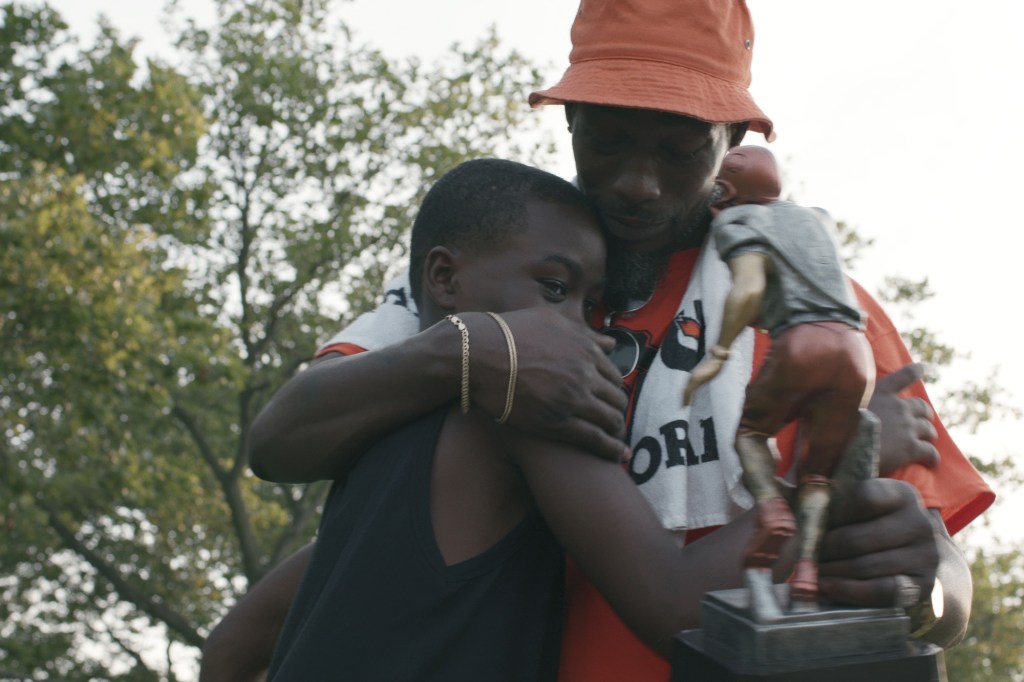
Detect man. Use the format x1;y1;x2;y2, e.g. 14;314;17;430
206;1;992;679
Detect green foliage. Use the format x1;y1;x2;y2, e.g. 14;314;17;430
833;218;874;270
944;542;1024;680
877;275;1021;432
875;265;1023;680
1;0;554;677
944;449;1024;679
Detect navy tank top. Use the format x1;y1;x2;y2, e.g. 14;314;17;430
267;408;565;681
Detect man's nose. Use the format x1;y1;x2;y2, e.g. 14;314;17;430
612;156;661;204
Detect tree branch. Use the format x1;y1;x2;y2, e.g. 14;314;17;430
270;481;327;567
171;403;263;580
250;248;334;359
34;496;204;648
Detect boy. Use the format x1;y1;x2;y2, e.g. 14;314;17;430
264;158;717;679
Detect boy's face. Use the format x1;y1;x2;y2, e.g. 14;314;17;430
452;200;606;323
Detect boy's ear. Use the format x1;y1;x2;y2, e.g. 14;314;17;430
423;246;459;310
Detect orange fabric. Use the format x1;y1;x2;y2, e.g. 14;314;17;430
843;281;996;534
314;341;366;359
558;263;993;682
528;0;774;140
606;248;701;395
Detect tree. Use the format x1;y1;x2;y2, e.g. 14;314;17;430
0;0;555;677
944;539;1024;681
873;276;1024;679
826;212;1024;678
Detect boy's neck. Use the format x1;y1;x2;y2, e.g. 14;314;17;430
418;301;448;332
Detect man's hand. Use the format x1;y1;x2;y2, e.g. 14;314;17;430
817;478;938;608
468;308;630;463
869;363;940;475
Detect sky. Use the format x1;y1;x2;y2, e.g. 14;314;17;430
48;0;1022;522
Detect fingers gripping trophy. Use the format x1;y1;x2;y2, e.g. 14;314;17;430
683;146;878;622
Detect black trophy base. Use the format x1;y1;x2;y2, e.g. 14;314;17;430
674;630;946;681
671;586;947;682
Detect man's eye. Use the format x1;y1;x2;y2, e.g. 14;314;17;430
662;137;711;163
586;132;625;155
541;280;568;299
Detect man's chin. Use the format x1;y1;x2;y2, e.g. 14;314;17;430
605;224;675;254
603;242;674;312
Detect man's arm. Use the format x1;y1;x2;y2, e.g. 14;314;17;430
923;509;972;647
863;365;973;645
816;483;971;647
199;543;314;682
507;434;940;658
249;308;628;482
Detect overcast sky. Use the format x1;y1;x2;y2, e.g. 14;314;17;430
49;0;1023;538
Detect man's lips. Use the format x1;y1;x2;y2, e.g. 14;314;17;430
602;212;667;236
605;213;668;231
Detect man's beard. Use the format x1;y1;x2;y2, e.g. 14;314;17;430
602;187;720;312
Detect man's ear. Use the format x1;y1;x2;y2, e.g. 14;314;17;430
423;246;459;310
728;122;749;148
713;179;738;208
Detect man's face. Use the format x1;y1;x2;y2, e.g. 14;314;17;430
451;200;606;323
570;104;734;254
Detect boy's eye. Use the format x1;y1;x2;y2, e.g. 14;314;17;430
583;298;598;316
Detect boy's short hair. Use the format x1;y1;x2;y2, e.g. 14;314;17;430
409;158;597;305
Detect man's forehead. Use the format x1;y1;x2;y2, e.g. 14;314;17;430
574;103;715;133
525;199;601;232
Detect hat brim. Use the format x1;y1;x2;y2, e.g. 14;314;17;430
529;58;775;141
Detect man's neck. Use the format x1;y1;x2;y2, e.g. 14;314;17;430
675;223;710;251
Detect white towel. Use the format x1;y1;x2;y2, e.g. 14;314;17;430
628;244;755;530
322;254;756;530
319;272;419;353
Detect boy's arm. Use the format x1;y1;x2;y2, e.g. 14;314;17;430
249;308;628;482
199;543;314;682
507;434;940;658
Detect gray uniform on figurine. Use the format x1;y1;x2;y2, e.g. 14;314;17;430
684;146;878;623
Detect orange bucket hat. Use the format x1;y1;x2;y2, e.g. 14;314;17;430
529;0;775;141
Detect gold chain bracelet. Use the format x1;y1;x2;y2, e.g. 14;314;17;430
446;315;470;414
486;313;517;424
